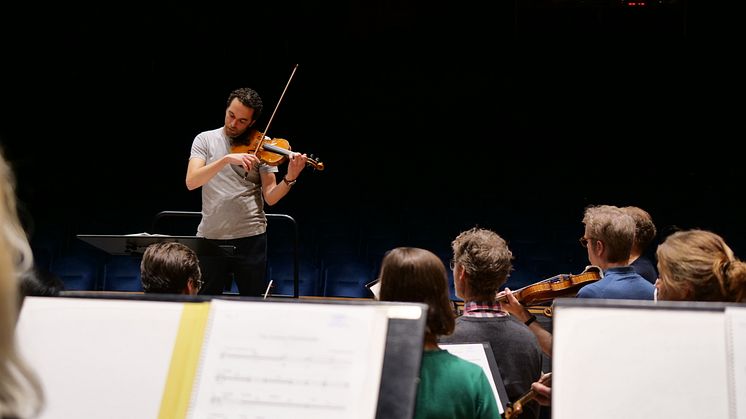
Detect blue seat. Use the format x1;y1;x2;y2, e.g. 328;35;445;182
323;260;375;298
225;279;239;294
268;254;320;296
102;256;143;291
51;254;100;291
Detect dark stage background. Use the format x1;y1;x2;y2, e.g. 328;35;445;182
1;0;744;288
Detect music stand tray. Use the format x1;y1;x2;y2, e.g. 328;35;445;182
76;234;227;257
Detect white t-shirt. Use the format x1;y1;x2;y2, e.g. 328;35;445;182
189;127;278;239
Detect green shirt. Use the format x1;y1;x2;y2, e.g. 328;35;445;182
415;349;500;419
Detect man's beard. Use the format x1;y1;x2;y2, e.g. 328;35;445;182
229;127;253;145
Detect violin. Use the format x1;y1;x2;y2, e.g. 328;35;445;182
504;372;552;419
231;129;325;171
231;63;324;172
497;265;602;308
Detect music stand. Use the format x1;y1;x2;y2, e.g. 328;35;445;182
76;234;229;257
149;211;301;298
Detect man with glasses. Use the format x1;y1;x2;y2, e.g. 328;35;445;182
140;242;203;295
575;205;654;300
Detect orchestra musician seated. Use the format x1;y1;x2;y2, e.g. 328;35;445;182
140;242;203;295
440;227;544;419
378;246;501;419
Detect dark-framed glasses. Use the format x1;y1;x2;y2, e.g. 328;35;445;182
579;237;591;248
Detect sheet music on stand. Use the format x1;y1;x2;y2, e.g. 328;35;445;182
16;294;427;419
186;299;388;419
552;298;746;419
726;306;746;419
440;342;509;415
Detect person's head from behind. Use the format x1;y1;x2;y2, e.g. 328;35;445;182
0;148;43;417
656;229;746;302
582;205;636;268
622;206;657;255
379;247;455;339
450;227;513;301
224;87;263;139
141;242;202;295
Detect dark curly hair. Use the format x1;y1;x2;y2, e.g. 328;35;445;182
226;87;263;121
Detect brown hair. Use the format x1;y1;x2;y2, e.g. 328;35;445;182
227;87;263;121
622;206;657;252
656;229;746;302
379;247;455;337
451;227;513;300
140;242;201;294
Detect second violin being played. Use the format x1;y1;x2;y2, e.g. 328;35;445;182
496;265;602;307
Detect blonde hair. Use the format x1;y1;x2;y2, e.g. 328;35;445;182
656;229;746;303
583;205;636;263
0;148;44;417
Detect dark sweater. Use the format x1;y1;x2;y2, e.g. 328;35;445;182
439;315;544;419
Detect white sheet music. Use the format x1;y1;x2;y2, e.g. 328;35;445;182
187;299;389;419
726;307;746;419
441;343;505;414
16;297;183;419
554;306;728;419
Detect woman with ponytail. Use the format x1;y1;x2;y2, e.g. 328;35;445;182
656;229;746;303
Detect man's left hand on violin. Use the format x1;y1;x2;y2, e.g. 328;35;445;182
286;152;308;179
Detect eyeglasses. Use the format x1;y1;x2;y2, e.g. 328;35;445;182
449;259;457;270
579;237;592;248
193;278;204;290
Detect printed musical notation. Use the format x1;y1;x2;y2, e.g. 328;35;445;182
187;300;389;419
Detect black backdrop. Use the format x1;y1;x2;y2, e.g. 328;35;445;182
2;0;745;266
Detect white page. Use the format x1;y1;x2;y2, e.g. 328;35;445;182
441;343;505;414
16;297;184;419
726;307;746;419
187;299;389;419
554;306;728;419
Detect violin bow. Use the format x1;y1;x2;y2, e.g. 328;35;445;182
252;63;299;156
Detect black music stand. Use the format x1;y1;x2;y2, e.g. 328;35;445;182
76;234;229;257
78;211;301;298
150;211;300;298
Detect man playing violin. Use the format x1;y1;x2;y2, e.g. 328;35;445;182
575;205;654;300
502;205;654;353
439;227;544;419
186;87;308;296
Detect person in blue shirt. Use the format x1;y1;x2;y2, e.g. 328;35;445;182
576;205;655;300
622;206;658;284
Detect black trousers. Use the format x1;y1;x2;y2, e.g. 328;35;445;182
198;233;267;297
